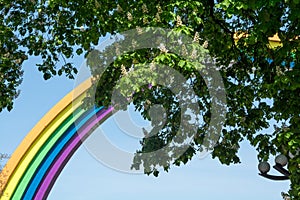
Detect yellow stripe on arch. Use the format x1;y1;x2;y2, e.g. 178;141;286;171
0;79;92;199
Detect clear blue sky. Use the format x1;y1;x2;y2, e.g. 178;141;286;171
0;47;290;200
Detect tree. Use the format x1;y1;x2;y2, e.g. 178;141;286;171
1;0;300;198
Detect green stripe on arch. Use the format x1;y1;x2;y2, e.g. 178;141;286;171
11;108;85;199
0;79;92;199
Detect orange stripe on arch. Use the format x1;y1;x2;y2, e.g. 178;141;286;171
0;79;92;197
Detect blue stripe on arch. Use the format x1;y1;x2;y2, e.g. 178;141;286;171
22;106;103;199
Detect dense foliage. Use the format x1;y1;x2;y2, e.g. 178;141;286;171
1;0;300;198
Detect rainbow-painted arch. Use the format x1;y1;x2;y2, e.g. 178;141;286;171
0;36;284;199
0;79;113;200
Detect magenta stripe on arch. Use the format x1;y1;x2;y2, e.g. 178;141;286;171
34;107;113;200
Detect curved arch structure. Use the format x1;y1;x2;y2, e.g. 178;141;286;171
0;37;284;200
0;79;113;200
